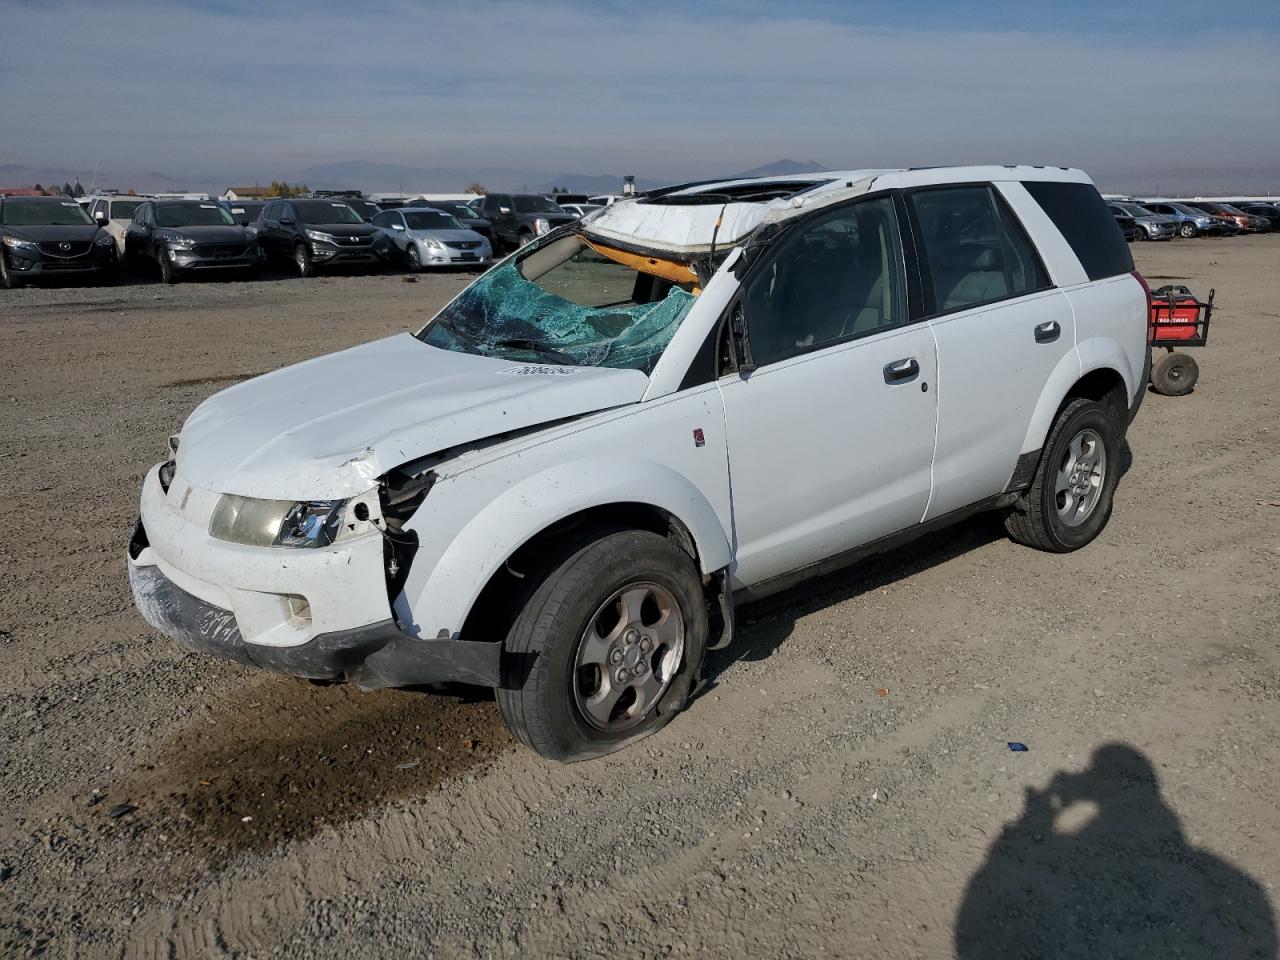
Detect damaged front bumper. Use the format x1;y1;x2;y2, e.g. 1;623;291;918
127;541;501;688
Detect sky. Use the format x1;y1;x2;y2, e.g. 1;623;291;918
3;0;1279;192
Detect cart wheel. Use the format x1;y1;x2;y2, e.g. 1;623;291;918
1151;351;1198;396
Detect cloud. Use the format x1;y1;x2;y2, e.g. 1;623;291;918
1;0;1277;190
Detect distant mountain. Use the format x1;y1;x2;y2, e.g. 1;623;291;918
0;163;194;193
291;160;658;196
731;159;827;178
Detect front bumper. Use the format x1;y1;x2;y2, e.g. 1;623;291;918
415;241;492;267
170;245;263;272
5;247;115;277
309;241;390;266
128;554;501;687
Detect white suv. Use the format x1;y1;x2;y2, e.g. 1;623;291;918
128;166;1149;761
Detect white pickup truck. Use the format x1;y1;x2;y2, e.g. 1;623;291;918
129;165;1149;760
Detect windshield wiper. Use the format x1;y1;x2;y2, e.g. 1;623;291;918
493;339;577;366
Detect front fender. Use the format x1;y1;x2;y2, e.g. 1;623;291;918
402;458;732;640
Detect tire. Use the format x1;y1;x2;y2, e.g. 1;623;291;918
1004;398;1122;553
517;232;534;248
1150;351;1198;396
405;245;422;272
0;251;21;289
1179;222;1197;239
158;250;178;285
294;242;314;278
497;530;709;762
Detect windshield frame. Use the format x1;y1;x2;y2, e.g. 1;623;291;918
155;202;237;228
291;200;366;225
402;210;465;231
1;198;95;226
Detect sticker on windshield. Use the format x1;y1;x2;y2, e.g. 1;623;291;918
497;366;582;377
61;201;79;206
200;203;216;208
331;203;346;207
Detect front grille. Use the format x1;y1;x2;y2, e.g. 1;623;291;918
334;235;370;247
38;240;91;258
444;240;481;250
191;244;249;258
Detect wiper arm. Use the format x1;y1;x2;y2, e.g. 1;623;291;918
493;338;577;366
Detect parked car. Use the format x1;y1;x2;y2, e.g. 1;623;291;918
1110;208;1138;242
371;207;493;270
1237;203;1280;230
559;203;604;220
128;165;1148;761
475;193;578;250
1107;202;1177;241
1134;201;1219;238
417;200;495;244
88;195;147;254
588;194;625;206
553;194;591;206
1187;201;1265;233
124;199;263;283
254;198;392;277
221;199;267;227
0;196;117;288
308;191;382;222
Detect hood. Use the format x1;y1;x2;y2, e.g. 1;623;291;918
3;223;103;242
409;228;485;244
177;333;648;499
162;225;252;243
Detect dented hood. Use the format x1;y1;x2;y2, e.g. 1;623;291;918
177;333;648;500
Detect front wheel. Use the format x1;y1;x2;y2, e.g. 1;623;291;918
1179;223;1197;239
405;244;422;272
158;251;179;284
517;232;534;248
294;242;314;278
1005;398;1122;553
0;251;21;289
497;530;708;762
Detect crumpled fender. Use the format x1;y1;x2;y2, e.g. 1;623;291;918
403;457;732;639
1020;340;1138;454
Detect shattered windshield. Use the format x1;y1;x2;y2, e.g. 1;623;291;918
418;235;695;373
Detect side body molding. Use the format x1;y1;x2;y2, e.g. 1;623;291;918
401;458;734;640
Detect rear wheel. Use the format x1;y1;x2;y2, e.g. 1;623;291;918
1005;398;1122;553
0;251;21;289
1151;351;1198;396
294;242;314;278
497;530;708;762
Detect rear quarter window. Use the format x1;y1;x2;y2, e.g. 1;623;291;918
1024;181;1134;282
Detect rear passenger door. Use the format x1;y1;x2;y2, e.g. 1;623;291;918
719;195;939;588
906;183;1074;520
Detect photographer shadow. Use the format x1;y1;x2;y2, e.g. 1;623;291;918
956;743;1277;959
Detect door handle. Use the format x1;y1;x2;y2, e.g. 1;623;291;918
1034;321;1061;343
882;357;920;383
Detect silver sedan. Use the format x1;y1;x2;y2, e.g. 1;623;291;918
372;207;493;270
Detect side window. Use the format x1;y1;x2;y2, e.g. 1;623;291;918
741;196;907;367
1023;180;1133;282
371;212;391;227
281;203;295;222
909;185;1050;314
91;200;104;218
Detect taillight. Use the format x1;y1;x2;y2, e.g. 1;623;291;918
1131;270;1153;344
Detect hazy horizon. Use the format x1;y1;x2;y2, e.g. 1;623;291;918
3;0;1278;195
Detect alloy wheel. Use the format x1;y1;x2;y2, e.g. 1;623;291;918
573;581;684;733
1055;428;1106;527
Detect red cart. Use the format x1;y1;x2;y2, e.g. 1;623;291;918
1149;284;1214;396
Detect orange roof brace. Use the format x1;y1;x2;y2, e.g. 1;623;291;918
583;238;699;288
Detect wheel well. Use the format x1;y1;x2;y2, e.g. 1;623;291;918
457;503;702;646
1063;367;1127;424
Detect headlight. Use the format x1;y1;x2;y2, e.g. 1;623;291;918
94;234;115;248
533;218;551;235
159;231;195;247
209;495;346;548
420;237;444;250
2;236;37;250
305;229;337;244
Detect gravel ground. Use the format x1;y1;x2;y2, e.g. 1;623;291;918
1;242;1277;959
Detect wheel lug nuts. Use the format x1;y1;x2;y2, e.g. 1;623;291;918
625;629;638;644
615;669;629;683
640;638;652;652
610;649;624;664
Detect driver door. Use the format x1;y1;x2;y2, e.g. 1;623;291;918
717;195;939;589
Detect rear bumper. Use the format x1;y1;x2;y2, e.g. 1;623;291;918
128;545;502;688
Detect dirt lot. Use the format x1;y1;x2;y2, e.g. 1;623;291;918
2;241;1278;959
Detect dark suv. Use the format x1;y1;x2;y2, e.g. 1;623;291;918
0;196;117;288
255;198;392;276
125;200;263;283
475;193;577;250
